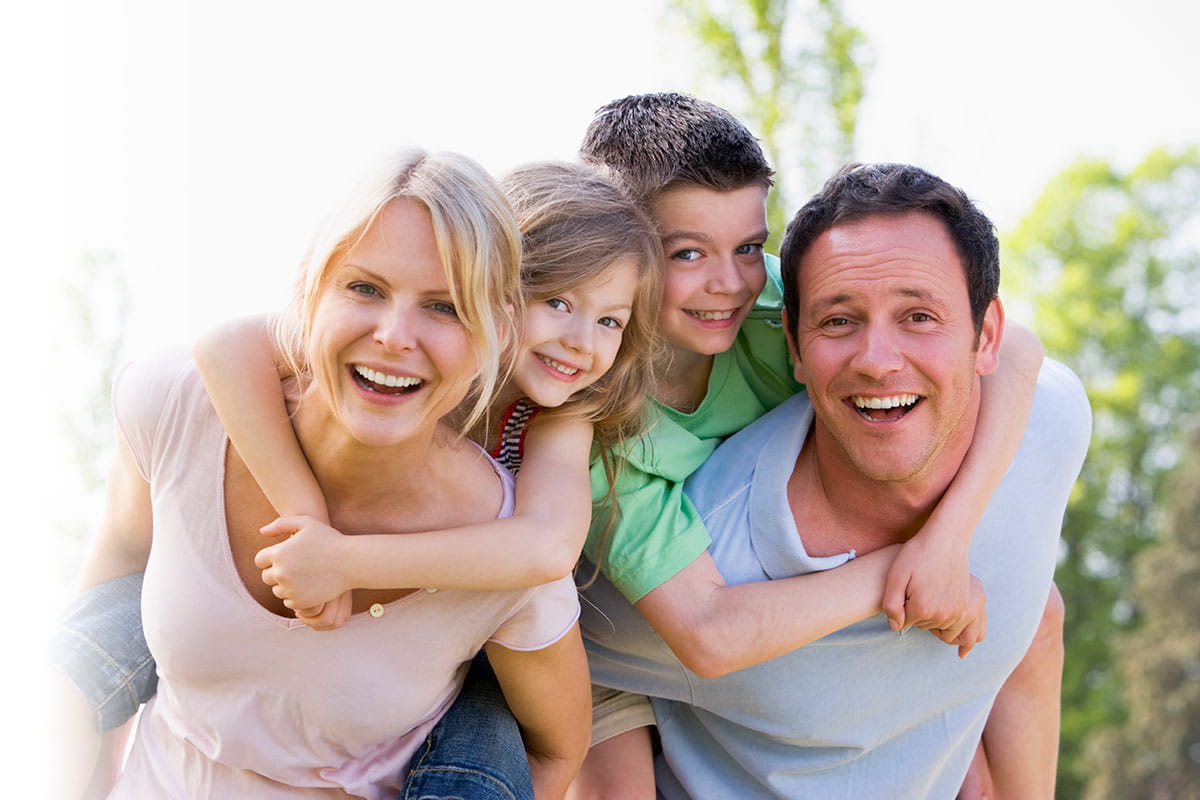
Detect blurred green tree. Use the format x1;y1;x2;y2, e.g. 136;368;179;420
1003;146;1200;797
667;0;868;251
1079;425;1200;799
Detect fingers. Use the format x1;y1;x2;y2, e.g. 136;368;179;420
881;570;908;631
259;516;301;538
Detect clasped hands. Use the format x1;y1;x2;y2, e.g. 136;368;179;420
254;515;354;631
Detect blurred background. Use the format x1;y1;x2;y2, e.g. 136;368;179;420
7;1;1198;795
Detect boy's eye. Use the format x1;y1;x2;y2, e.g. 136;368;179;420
348;281;380;297
546;297;569;312
671;248;702;262
736;243;765;256
598;316;624;330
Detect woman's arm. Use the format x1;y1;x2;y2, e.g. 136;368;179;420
56;434;155;799
880;321;1044;632
255;417;593;611
193;314;328;521
485;627;592;800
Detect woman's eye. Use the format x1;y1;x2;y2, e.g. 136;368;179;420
671;248;702;262
598;316;624;330
546;297;569;312
348;281;379;297
430;301;458;316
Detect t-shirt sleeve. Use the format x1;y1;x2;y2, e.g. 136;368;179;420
111;350;196;481
585;457;713;604
487;575;581;652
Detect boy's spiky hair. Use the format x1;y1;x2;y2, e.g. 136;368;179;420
579;92;773;206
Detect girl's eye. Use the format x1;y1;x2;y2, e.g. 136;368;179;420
546;297;569;312
430;301;458;316
671;248;702;262
736;243;765;256
348;281;380;297
598;316;624;330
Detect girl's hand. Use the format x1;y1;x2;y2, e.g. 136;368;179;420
295;591;353;631
255;515;352;621
882;530;971;632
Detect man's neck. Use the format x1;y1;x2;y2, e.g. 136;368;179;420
787;428;963;557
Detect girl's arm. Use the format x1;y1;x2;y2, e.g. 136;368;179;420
880;321;1044;632
254;417;593;611
485;627;592;800
193;315;328;521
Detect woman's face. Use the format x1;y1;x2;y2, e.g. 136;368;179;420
514;257;639;408
307;197;479;447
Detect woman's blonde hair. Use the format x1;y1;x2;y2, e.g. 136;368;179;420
502;162;665;585
277;149;523;431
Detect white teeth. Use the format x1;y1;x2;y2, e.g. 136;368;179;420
354;365;421;388
689;310;735;321
853;394;919;410
537;355;579;376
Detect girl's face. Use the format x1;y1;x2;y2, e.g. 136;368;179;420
307;197;479;447
514;257;640;408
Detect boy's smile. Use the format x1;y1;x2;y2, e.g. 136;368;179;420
652;184;770;365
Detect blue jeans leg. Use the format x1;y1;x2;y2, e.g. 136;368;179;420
47;572;157;731
401;651;532;800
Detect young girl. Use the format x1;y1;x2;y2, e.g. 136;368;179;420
194;160;665;629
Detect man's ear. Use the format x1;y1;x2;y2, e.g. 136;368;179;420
781;308;805;383
974;297;1005;376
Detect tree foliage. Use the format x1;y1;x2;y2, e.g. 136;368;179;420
1002;146;1200;797
1080;424;1200;799
668;0;868;251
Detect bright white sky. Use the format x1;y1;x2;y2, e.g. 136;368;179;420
4;0;1198;787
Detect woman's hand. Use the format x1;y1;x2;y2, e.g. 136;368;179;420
255;515;353;627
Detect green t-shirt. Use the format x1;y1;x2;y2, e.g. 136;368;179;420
585;255;803;602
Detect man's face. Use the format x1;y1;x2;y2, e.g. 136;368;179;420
788;211;1002;487
651;184;770;358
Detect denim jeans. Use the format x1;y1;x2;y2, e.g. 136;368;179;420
47;572;156;731
402;651;533;800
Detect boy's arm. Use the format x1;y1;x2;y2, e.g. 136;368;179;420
193;315;328;521
635;545;902;679
255;417;593;608
881;322;1044;631
485;628;591;799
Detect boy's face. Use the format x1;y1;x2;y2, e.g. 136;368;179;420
651;184;769;357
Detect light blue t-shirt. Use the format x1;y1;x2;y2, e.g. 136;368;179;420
581;359;1091;799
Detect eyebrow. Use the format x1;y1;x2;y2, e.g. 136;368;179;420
660;228;771;247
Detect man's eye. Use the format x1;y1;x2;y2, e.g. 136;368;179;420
671;249;701;262
910;312;933;323
546;297;569;312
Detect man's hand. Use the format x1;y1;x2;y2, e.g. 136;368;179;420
882;531;972;632
255;515;353;630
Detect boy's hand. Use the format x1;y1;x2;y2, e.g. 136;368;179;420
255;515;352;625
927;574;988;658
882;532;971;632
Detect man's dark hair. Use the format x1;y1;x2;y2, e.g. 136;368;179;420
579;92;773;208
780;163;1000;337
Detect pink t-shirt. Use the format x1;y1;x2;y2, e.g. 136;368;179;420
108;353;580;800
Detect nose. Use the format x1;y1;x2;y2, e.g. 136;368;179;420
561;314;594;355
704;254;748;296
849;322;905;379
373;305;416;352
